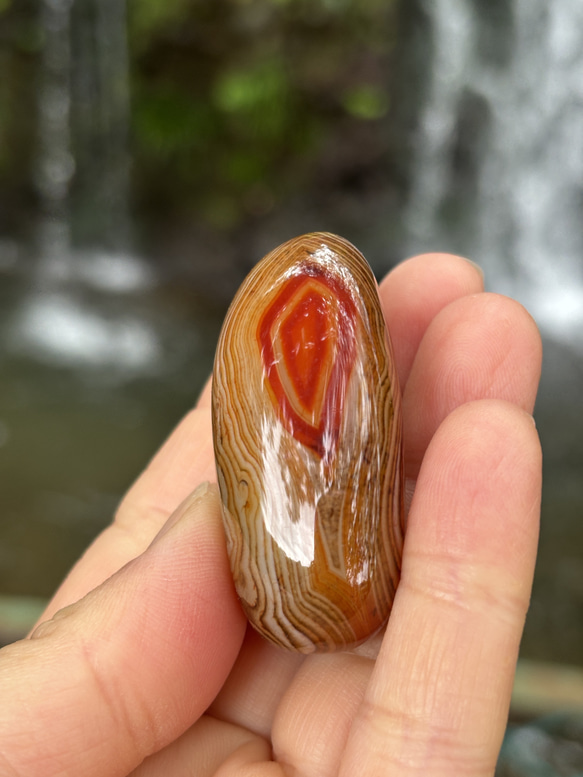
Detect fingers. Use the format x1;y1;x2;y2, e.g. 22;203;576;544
264;269;543;776
379;253;484;389
0;485;246;777
129;716;270;777
11;252;541;777
127;254;495;746
271;654;373;777
402;293;542;479
145;654;371;777
209;627;305;740
339;401;542;777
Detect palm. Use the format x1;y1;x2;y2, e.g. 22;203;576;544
1;252;542;777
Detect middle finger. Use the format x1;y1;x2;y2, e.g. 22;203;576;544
402;292;542;480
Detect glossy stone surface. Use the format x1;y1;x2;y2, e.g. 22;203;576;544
212;233;403;652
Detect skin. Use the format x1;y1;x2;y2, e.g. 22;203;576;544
0;252;542;777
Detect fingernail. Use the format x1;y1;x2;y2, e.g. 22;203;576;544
150;481;214;545
190;480;213;501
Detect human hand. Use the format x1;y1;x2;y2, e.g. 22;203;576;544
0;253;542;776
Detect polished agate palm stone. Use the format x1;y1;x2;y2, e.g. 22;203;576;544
212;232;403;652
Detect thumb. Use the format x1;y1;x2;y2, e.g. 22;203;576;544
0;483;246;777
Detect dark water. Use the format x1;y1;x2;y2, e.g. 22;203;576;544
0;264;223;596
497;713;583;776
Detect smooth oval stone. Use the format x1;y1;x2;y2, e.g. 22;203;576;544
212;232;403;653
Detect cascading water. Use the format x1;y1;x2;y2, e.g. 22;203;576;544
13;0;157;373
36;0;133;268
399;0;583;668
70;0;132;254
35;0;75;280
404;0;583;350
0;0;208;608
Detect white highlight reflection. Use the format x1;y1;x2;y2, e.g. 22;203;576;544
260;419;316;567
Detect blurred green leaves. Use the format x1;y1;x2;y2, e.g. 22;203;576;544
342;84;389;120
130;0;193;51
0;0;397;236
128;0;397;232
135;86;214;157
213;60;290;141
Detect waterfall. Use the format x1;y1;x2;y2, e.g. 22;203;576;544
35;0;75;280
11;0;156;373
70;0;132;254
404;0;583;349
34;0;149;293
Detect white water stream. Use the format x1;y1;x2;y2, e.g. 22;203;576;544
405;0;583;349
12;0;157;373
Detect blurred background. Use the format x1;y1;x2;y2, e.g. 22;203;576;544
0;0;582;756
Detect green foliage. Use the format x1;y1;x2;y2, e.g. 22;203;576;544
342;85;389;120
129;0;193;51
0;0;40;227
214;60;286;116
135;86;214;157
0;0;398;236
0;73;7;174
129;0;397;232
213;58;293;149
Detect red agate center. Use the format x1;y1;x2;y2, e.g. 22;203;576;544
257;264;357;460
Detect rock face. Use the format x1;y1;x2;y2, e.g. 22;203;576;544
212;232;403;652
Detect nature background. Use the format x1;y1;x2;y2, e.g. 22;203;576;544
0;0;582;718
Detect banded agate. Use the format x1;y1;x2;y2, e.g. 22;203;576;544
212;233;403;653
